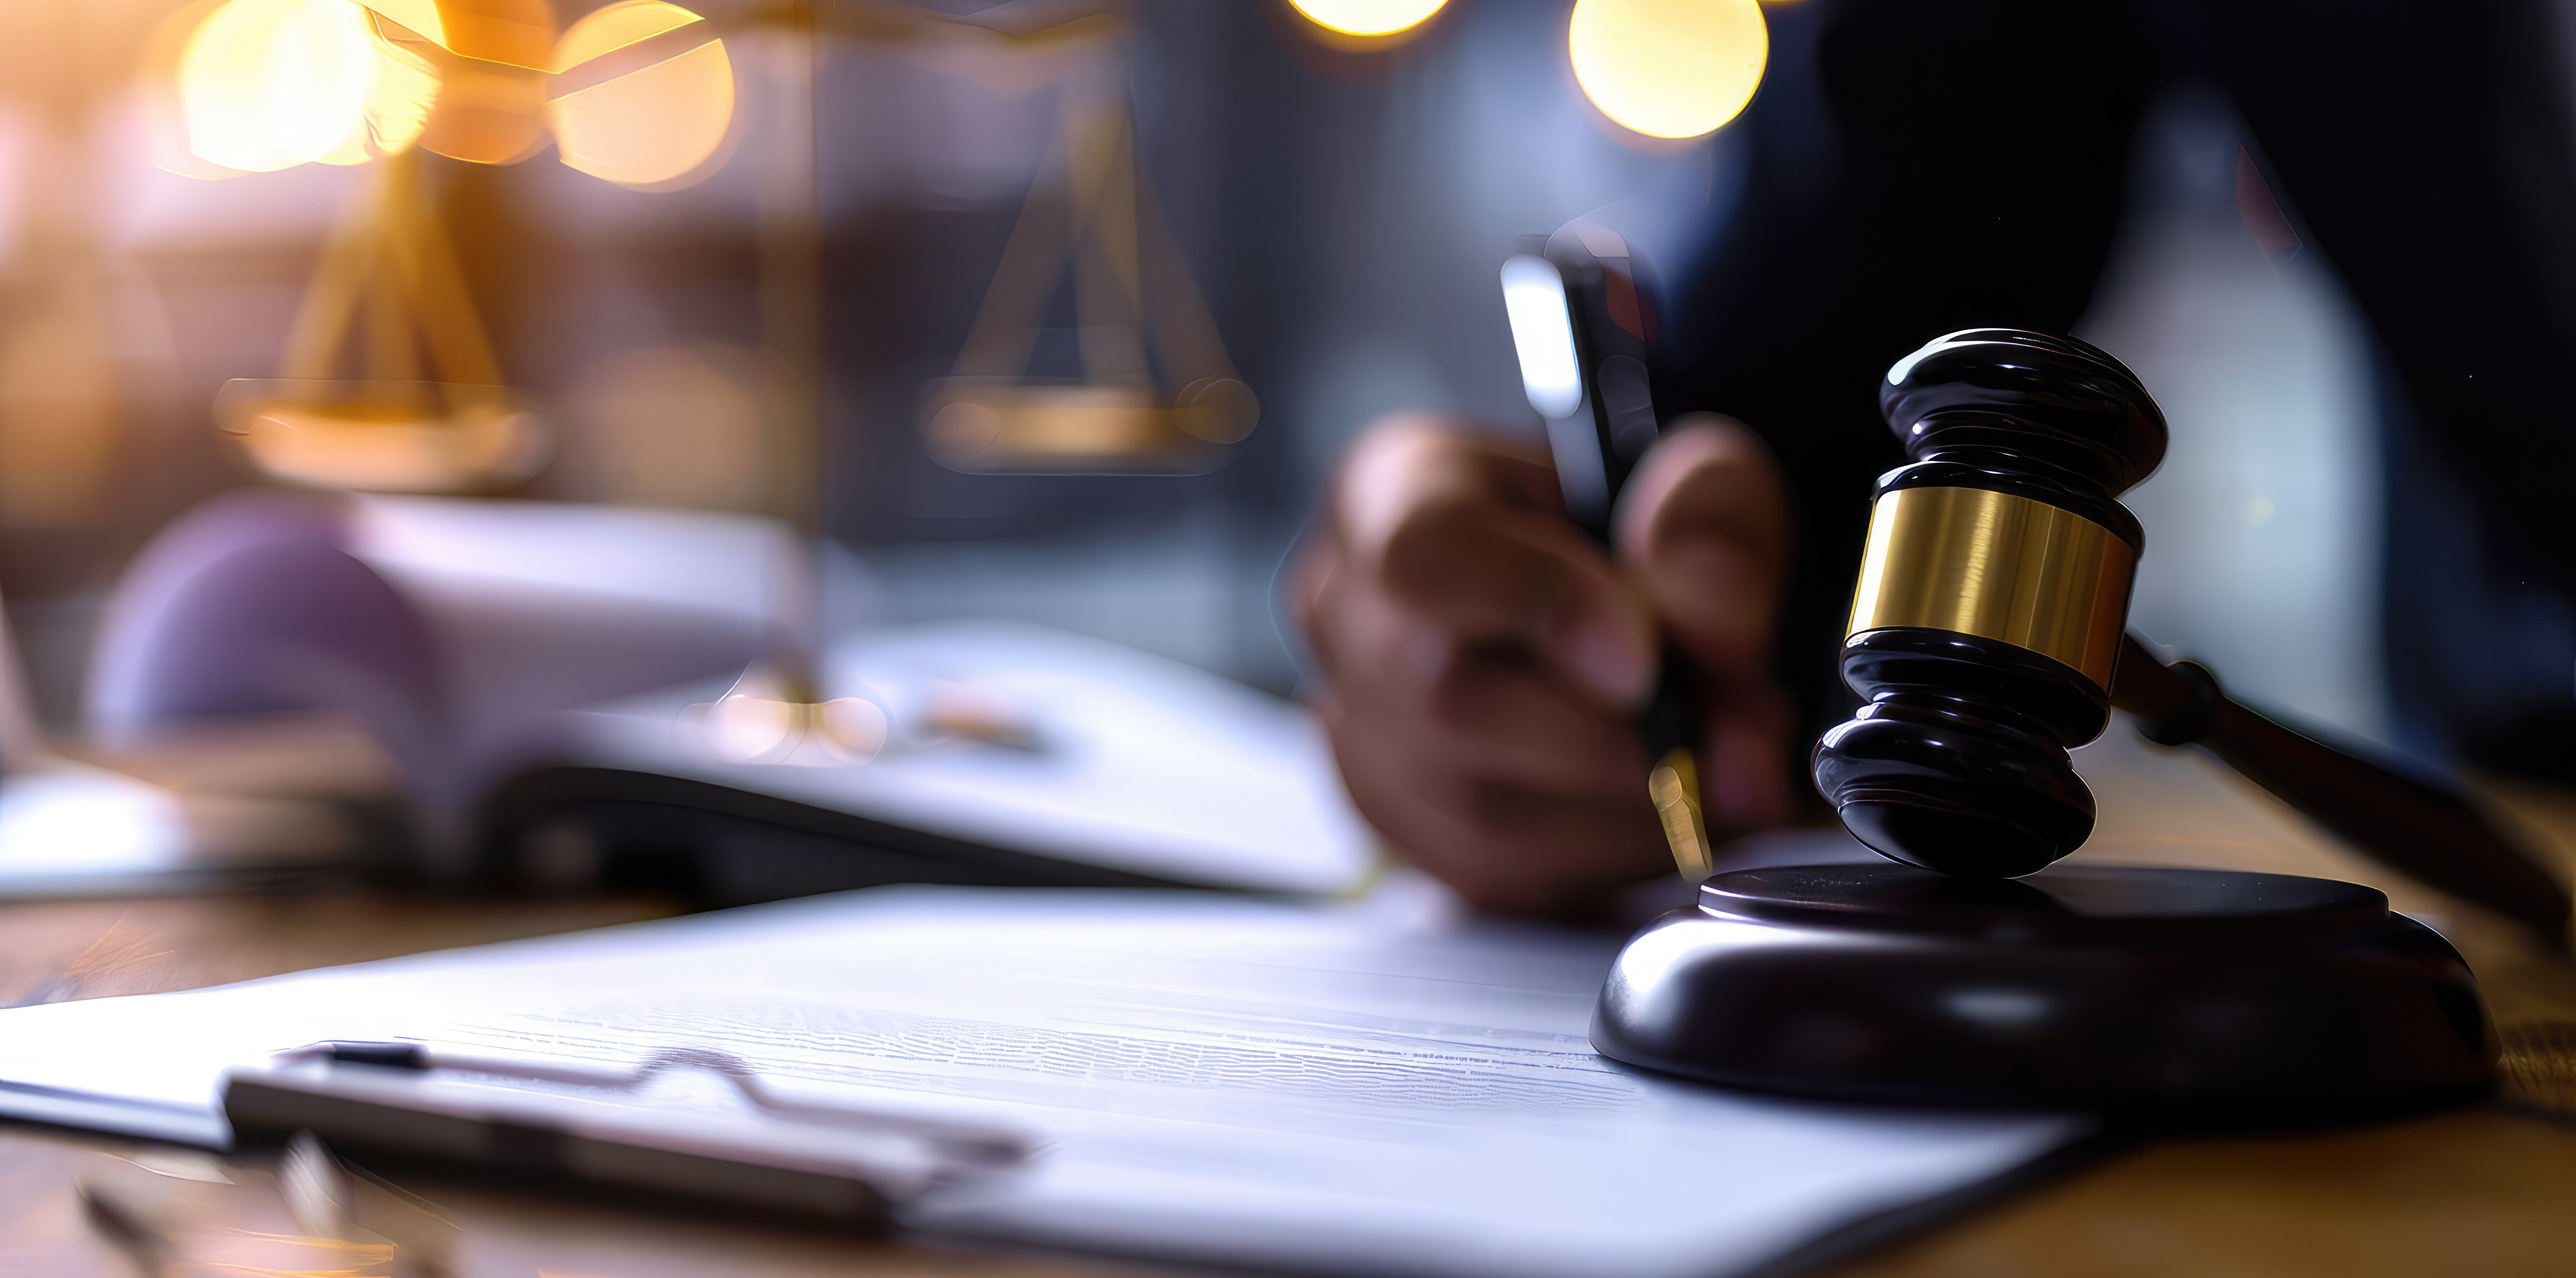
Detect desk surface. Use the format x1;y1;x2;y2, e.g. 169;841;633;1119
3;756;2575;1275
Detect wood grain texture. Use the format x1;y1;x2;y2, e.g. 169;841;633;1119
1833;1110;2576;1278
0;893;677;1007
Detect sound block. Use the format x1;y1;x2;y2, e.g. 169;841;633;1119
1592;864;2496;1120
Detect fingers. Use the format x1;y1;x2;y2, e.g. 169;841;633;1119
1293;413;1798;914
1615;414;1791;676
1343;627;1647;796
1296;416;1671;911
1304;497;1642;797
1338;417;1655;708
1322;696;1671;914
1615;416;1797;832
1698;676;1795;832
1422;642;1644;788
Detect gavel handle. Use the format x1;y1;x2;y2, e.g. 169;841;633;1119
2111;632;2572;947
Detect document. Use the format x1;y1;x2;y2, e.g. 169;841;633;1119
0;886;2091;1278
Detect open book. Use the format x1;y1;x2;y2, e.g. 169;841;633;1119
75;491;1375;900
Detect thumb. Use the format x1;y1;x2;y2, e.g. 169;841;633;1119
1614;415;1791;677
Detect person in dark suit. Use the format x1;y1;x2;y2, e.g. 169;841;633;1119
1291;0;2576;913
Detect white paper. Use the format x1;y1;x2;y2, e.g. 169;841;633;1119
0;886;2087;1278
546;621;1378;895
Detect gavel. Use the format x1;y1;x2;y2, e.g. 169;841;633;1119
1809;329;2570;945
1595;328;2534;1114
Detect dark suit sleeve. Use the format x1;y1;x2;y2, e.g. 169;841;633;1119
2191;0;2576;593
1657;0;2152;742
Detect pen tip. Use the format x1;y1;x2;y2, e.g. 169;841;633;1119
1648;749;1714;882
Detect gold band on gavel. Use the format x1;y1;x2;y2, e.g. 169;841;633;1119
1845;486;2136;690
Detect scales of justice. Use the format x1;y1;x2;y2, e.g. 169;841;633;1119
165;0;1248;763
1591;329;2568;1119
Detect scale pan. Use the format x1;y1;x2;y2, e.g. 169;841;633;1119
218;379;549;494
922;378;1254;476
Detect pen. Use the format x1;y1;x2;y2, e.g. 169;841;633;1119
1501;223;1714;880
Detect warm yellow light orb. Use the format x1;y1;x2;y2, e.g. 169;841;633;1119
549;1;734;187
1568;0;1767;140
1289;0;1449;39
178;0;435;172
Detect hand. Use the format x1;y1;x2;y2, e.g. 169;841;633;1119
1292;413;1795;914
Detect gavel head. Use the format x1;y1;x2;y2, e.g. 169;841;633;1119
1813;329;2167;877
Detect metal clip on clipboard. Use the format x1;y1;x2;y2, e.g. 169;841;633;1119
221;1042;1032;1228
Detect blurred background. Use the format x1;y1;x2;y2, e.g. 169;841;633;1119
2;0;2573;892
0;0;1744;709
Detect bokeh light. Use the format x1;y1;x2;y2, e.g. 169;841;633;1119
549;1;734;187
178;0;436;172
1568;0;1767;140
1289;0;1448;39
709;692;797;763
702;693;887;765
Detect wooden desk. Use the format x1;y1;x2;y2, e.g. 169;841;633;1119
1;742;2572;1275
1832;744;2576;1278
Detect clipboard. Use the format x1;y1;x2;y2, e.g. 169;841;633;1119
221;1041;1032;1228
